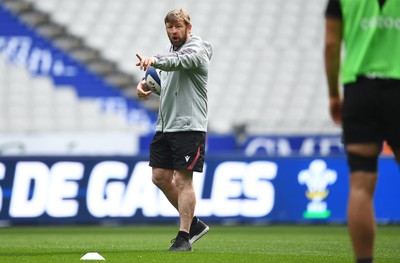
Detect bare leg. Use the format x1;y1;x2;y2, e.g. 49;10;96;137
174;169;195;233
347;170;377;259
152;168;196;233
346;144;380;261
152;168;179;209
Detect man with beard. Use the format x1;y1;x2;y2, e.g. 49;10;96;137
136;8;213;252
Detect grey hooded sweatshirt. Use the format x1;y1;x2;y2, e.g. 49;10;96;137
152;35;213;132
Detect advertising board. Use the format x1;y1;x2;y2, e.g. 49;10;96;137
0;156;399;225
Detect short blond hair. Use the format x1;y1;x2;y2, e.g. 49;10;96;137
164;9;191;25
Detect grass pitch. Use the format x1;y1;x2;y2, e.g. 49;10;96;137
0;224;399;262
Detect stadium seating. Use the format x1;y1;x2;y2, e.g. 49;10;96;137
0;56;134;133
2;0;341;136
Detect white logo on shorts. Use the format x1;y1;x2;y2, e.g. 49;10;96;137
185;156;190;162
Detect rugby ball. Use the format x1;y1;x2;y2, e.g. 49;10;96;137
144;66;161;95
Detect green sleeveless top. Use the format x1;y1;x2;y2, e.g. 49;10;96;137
340;0;400;84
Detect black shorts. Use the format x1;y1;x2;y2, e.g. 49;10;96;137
149;131;206;172
342;77;400;149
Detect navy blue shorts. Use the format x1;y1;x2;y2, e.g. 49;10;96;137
149;131;206;172
342;77;400;149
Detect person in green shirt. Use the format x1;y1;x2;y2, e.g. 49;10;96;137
325;0;400;262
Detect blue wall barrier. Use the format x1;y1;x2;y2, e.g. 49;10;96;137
0;155;399;225
140;134;346;156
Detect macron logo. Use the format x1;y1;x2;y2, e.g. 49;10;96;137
185;156;190;162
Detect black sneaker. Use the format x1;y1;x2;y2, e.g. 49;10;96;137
168;237;192;251
189;218;209;244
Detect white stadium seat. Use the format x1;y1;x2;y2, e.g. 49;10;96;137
8;0;337;135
